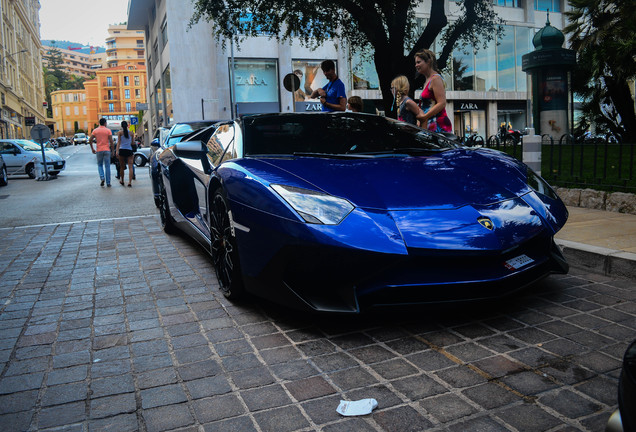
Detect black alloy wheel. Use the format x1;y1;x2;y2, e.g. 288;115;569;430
0;165;7;186
210;190;244;300
26;163;36;179
158;181;176;234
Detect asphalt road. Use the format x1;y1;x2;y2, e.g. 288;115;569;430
0;144;157;228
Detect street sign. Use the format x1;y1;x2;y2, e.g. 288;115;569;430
136;103;148;110
30;124;51;142
29;124;52;180
130;117;138;125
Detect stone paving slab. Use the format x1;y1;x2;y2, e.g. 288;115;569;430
0;216;634;431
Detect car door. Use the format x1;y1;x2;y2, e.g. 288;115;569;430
0;141;26;174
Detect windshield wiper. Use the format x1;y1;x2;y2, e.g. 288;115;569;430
292;152;374;159
355;147;444;156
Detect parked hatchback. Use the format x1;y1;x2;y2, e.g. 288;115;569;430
0;139;66;178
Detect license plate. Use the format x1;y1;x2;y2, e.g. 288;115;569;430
504;254;534;270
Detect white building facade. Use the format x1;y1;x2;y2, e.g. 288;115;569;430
127;0;569;143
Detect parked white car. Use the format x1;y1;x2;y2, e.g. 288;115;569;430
0;139;66;178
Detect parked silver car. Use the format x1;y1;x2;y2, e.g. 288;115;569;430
0;154;7;186
0;139;66;178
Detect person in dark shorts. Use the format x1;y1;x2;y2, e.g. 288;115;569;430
115;121;135;187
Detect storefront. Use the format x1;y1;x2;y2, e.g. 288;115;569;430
453;101;486;139
232;59;280;116
497;100;528;134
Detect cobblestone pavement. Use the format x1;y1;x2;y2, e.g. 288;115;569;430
0;216;634;431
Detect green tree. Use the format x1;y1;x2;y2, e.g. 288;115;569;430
190;0;502;114
564;0;636;140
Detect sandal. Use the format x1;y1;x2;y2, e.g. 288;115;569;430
127;183;132;187
120;180;124;186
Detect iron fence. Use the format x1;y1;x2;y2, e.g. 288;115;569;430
480;134;635;193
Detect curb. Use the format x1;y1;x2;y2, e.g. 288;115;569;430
556;238;636;280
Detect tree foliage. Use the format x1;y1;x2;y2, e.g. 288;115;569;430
564;0;636;140
42;44;91;118
190;0;503;113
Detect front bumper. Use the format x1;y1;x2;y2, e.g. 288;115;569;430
248;233;567;313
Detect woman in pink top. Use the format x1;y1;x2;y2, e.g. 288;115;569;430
414;50;452;133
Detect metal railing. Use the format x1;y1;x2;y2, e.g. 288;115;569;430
481;133;635;193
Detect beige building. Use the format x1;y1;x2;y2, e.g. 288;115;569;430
0;0;47;138
50;89;88;136
41;44;103;78
105;25;145;68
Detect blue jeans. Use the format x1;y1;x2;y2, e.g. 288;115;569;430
96;151;111;185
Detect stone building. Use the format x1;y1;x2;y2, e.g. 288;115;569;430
0;0;47;138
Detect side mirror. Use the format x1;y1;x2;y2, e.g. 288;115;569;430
173;140;207;158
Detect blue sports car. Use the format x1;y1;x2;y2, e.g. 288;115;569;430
155;112;568;313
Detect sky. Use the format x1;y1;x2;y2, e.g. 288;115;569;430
39;0;131;48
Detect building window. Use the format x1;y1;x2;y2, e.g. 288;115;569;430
74;106;79;115
136;39;144;48
108;103;114;112
496;0;519;6
124;76;130;86
125;89;130;99
135;89;141;98
65;107;70;115
497;26;516;91
126;102;132;112
108;90;114;100
161;18;168;48
535;0;561;12
106;76;113;86
134;76;140;86
231;59;279;115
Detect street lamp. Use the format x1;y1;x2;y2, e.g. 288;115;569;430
1;49;28;75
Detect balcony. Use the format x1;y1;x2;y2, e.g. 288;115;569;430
103;95;119;101
102;81;116;87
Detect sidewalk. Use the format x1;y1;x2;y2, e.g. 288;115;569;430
555;206;636;280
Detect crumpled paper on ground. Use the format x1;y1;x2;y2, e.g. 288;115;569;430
336;398;378;416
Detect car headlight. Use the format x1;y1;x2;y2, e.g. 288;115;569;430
527;167;558;200
271;184;354;225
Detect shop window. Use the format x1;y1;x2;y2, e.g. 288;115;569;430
231;59;279;114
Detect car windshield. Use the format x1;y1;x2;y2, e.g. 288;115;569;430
243;113;458;157
75;134;86;138
14;140;44;151
170;122;214;137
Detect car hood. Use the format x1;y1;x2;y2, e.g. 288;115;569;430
252;148;533;210
26;149;63;161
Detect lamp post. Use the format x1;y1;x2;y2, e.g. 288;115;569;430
1;49;28;77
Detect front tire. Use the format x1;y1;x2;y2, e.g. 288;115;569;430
0;165;7;186
158;181;176;234
210;190;244;300
134;154;146;167
26;163;35;179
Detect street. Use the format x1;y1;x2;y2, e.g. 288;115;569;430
0;144;155;228
0;145;633;431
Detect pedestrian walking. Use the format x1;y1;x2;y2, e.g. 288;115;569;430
309;60;347;112
89;118;114;187
116;121;135;187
